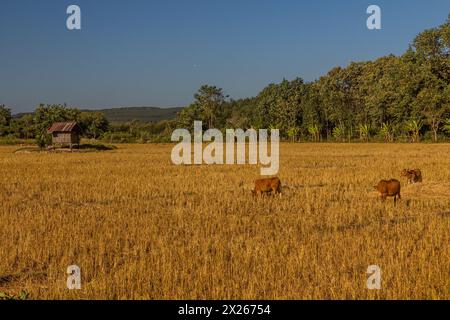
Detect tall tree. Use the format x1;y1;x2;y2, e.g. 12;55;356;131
256;78;304;138
193;85;227;129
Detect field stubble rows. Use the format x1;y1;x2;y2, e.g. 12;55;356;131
0;143;449;299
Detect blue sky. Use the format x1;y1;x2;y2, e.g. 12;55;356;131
0;0;448;113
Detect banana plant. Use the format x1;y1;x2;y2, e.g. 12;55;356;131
332;126;345;142
379;122;395;142
358;124;370;142
287;127;300;142
404;119;423;143
307;124;321;142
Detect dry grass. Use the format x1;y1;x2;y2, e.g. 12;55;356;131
0;143;449;300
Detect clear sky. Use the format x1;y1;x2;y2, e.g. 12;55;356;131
0;0;449;113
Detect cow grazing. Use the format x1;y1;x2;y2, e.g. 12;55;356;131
252;177;282;196
374;179;401;204
401;169;422;184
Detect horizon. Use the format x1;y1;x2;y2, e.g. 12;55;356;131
1;0;449;113
11;105;183;116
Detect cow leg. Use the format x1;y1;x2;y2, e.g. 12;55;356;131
273;186;282;197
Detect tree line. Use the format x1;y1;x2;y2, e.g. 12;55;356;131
0;104;110;146
176;15;450;142
0;103;176;145
1;15;449;145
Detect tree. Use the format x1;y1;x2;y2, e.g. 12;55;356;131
0;105;12;136
79;112;109;139
33;104;80;148
169;15;450;143
193;85;227;129
442;118;450;136
9;114;35;139
256;78;305;139
412;14;450;82
418;85;448;142
176;103;203;132
224;98;258;130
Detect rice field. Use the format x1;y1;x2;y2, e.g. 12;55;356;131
0;143;449;299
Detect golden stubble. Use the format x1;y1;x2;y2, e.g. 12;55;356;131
0;143;449;299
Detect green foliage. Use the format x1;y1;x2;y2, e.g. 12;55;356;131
0;104;12;136
404;119;424;142
4;15;450;144
101;132;136;143
10;114;35;139
358;124;371;142
0;105;11;124
332;126;345;142
256;78;305;138
173;15;449;143
101;119;175;143
193;85;228;129
442;118;450;135
307;124;321;142
287;126;300;142
176;103;203;131
379;122;395;142
176;85;229;131
79;112;109;139
0;135;23;145
33;104;80;147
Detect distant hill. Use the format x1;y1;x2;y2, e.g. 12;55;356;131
93;107;183;123
14;107;184;123
12;112;33;118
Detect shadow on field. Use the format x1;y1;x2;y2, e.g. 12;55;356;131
14;143;117;153
78;143;117;151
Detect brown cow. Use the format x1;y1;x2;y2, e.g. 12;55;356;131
401;169;422;184
374;179;401;204
252;177;282;196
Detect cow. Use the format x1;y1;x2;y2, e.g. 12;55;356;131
252;177;282;196
401;169;422;184
374;179;401;204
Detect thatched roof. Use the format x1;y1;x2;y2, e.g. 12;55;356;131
47;122;80;133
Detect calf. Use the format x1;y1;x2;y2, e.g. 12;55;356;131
374;179;401;204
252;177;282;196
401;169;422;184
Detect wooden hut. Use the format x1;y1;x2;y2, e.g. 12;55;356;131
47;121;81;148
